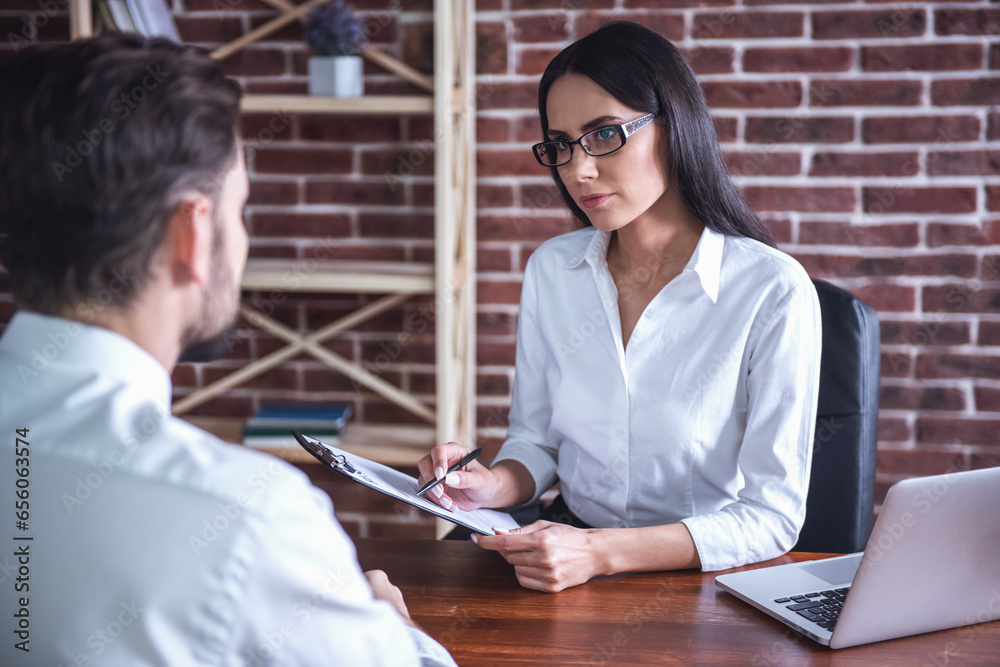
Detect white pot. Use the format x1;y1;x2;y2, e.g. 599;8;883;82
308;55;364;97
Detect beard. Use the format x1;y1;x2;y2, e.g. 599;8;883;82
177;229;243;364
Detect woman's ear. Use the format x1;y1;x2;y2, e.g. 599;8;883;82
166;193;214;287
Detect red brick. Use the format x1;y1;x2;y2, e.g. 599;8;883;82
245;81;306;96
476;405;510;430
477;81;538;110
298;116;401;143
174;17;244;45
692;12;803;39
477;311;516;336
743;186;855;213
477;280;522;306
304;244;406;263
923;285;1000;314
713;116;738;142
975;386;1000;412
477;22;507;75
358;213;434;239
254;148;352;175
989;186;1000;213
853;254;977;279
932;78;1000;106
359;337;436;365
880;320;971;346
917;417;1000;446
917;354;1000;379
477;184;514;209
517;47;561;76
516;114;545;143
477;214;579;242
204;366;299;391
476;150;540;178
982;322;1000;346
681;46;735;76
852;284;915;312
240;113;295;143
935;8;1000;36
862;43;983;72
703;81;802;108
744;116;854;144
799;222;919;247
992;45;1000;71
513;15;568;43
812;9;927;40
810;151;918;177
577;13;684;42
477;372;511;397
862;115;981;144
811;80;922;107
791;253;863;279
477;341;516;367
520;184;565;209
970;453;1000;469
247;180;300;206
862;186;977;215
624;0;729;6
182;396;254;419
876;449;966;476
304;180;406;206
927;222;992;247
220;49;287;77
881;385;966;411
171;365;198;389
743;47;852;73
763;217;793;245
361;147;435;178
877;416;911;442
514;0;613;6
477;247;513;272
253;213;352;238
477;117;511;143
724;151;801;177
928;151;1000;176
881;351;914;379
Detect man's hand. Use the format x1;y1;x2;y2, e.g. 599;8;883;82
473;521;604;593
364;570;414;625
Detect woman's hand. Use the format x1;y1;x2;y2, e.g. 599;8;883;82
472;521;605;593
416;442;504;511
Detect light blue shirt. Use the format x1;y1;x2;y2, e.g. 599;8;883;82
0;311;455;666
493;226;822;571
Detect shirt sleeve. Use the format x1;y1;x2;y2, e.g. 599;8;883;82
681;279;822;571
490;255;560;503
234;467;457;666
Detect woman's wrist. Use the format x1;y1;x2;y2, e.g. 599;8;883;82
488;459;535;508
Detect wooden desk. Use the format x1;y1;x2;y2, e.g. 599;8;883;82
356;539;1000;666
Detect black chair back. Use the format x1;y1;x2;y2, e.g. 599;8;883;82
794;279;880;553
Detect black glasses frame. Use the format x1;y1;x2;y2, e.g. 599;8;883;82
532;113;658;167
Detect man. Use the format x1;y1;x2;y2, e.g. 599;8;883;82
0;33;455;665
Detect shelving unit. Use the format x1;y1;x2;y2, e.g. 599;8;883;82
69;0;478;463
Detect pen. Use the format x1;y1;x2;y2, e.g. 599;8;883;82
416;448;482;496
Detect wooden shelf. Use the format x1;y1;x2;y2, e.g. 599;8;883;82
182;417;433;467
241;94;433;115
241;259;435;294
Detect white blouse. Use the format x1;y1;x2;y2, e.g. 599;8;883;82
492;226;822;571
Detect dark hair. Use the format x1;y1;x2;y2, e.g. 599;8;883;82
538;22;774;247
0;32;242;315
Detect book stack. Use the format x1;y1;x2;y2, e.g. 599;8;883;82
242;402;353;450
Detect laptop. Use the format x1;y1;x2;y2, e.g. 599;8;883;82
716;466;1000;649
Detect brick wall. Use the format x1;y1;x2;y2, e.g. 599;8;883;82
1;1;998;537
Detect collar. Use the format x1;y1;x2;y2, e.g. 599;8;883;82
565;225;724;303
0;311;172;407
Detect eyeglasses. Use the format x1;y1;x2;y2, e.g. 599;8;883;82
532;113;658;168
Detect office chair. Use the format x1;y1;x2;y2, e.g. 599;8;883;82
793;279;880;554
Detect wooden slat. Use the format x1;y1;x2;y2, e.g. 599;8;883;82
240;94;433;115
240;259;435;293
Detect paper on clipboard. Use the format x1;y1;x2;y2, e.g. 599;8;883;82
294;432;520;536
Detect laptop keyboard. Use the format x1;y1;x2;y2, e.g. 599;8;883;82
774;588;851;630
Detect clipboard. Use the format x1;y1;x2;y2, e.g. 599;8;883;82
293;432;520;536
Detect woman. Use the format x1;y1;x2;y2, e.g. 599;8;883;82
417;22;821;592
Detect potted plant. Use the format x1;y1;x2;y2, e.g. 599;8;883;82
304;0;366;97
